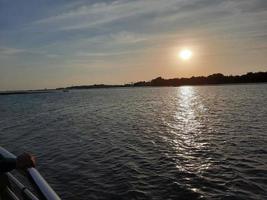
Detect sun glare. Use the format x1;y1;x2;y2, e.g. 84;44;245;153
179;49;193;61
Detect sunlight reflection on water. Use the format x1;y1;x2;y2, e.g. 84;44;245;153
172;87;213;184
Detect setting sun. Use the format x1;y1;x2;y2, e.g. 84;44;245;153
179;49;193;61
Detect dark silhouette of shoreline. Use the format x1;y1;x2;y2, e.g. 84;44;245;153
67;71;267;89
1;71;266;95
0;90;56;95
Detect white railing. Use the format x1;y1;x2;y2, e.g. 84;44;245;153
0;147;61;200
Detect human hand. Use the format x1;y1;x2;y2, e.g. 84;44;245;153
16;153;36;170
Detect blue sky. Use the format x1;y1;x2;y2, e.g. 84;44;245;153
0;0;267;90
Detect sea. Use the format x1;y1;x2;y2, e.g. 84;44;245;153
0;84;266;200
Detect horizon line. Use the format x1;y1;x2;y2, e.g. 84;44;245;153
1;71;266;92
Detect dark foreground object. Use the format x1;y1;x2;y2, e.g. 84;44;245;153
0;147;61;200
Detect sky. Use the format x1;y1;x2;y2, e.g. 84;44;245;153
0;0;267;90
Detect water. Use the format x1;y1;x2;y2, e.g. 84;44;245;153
0;84;267;200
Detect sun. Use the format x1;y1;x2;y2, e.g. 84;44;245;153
179;49;193;61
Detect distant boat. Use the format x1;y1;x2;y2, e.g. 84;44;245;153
0;147;61;200
62;89;69;92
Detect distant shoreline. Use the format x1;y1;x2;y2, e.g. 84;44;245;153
65;71;267;90
1;82;266;96
1;72;266;95
0;90;56;95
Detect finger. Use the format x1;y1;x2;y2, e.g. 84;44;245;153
31;157;36;167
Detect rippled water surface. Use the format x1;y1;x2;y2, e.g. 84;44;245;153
0;84;267;200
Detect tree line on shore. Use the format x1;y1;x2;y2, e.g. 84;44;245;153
65;71;267;89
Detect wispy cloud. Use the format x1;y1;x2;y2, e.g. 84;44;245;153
30;0;267;33
0;47;27;55
0;46;60;59
32;0;180;31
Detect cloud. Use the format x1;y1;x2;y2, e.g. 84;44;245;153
75;51;139;57
22;0;266;48
31;0;181;31
236;0;267;13
0;47;27;55
0;46;60;58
